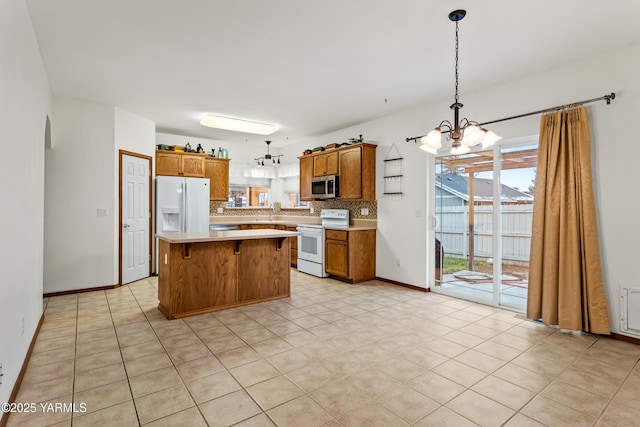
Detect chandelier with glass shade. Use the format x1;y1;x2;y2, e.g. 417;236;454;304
419;9;501;155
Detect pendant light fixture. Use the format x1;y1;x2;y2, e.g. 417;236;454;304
255;140;283;167
420;9;501;155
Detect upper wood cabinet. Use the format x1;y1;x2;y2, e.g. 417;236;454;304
156;151;205;177
299;156;313;201
338;143;376;200
298;143;376;201
338;147;363;199
204;158;229;201
313;151;338;177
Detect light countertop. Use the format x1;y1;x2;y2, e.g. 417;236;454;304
209;215;377;231
157;229;299;244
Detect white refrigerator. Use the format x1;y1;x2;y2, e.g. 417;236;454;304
156;176;210;233
155;176;210;271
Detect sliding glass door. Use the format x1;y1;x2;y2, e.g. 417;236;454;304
433;140;537;311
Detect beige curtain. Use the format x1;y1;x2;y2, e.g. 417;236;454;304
527;107;610;334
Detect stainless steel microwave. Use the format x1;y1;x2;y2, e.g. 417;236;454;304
311;175;338;199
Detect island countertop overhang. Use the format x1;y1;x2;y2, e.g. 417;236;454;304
156;229;300;244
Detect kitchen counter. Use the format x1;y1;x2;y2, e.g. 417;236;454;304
157;229;299;243
208;215;377;231
156;230;296;319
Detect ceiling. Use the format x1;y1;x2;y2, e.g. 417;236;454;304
26;0;640;148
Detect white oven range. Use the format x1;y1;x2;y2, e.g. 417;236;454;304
297;209;349;278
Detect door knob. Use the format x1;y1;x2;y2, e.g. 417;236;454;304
123;224;131;228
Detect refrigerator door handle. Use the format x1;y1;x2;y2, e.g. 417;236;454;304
182;182;187;232
184;181;189;232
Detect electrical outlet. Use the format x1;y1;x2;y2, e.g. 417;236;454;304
0;363;3;385
414;208;421;218
217;207;223;214
21;317;25;336
310;207;314;214
361;208;369;216
97;208;108;217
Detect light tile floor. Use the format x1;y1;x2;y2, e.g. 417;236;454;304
6;269;640;426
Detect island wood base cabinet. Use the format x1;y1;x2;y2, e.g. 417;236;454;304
157;235;291;319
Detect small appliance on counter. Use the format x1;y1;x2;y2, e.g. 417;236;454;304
297;209;349;278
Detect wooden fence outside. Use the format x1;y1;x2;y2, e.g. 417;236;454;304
436;204;533;264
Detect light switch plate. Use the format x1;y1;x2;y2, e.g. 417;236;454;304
217;207;223;213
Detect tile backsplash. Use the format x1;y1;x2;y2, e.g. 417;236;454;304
210;200;377;219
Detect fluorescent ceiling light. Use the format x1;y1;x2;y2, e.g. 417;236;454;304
200;114;279;135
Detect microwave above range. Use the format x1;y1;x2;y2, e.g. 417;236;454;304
311;175;338;199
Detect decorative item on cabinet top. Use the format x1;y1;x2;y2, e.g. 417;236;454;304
383;143;403;197
300;134;365;156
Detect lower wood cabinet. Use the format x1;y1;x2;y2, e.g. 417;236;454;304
239;224;298;267
287;226;298;267
325;229;376;283
238;224;275;230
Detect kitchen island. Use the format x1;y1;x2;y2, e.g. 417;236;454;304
156;229;298;319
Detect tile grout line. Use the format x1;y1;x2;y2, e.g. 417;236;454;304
107;285;143;427
17;276;640;427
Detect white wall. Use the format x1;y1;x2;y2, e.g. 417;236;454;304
114;108;156;279
0;0;51;406
45;101;156;292
45;98;116;293
284;43;640;335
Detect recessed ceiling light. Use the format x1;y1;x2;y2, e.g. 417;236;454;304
200;114;279;135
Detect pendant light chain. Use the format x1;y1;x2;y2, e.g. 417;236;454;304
413;9;502;155
454;20;460;104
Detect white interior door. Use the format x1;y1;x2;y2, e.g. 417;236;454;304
122;153;150;284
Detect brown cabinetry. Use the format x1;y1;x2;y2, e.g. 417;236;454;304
157;234;291;319
338;144;376;200
238;224;297;267
325;230;349;278
325;229;376;283
156;151;205;177
238;224;275;230
298;143;376;201
313;151;338;177
287;226;298;267
204;158;229;201
299;156;313;201
156;151;229;201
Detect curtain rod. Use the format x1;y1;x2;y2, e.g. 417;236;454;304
405;92;616;142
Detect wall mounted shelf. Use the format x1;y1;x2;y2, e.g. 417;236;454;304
383;143;403;196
